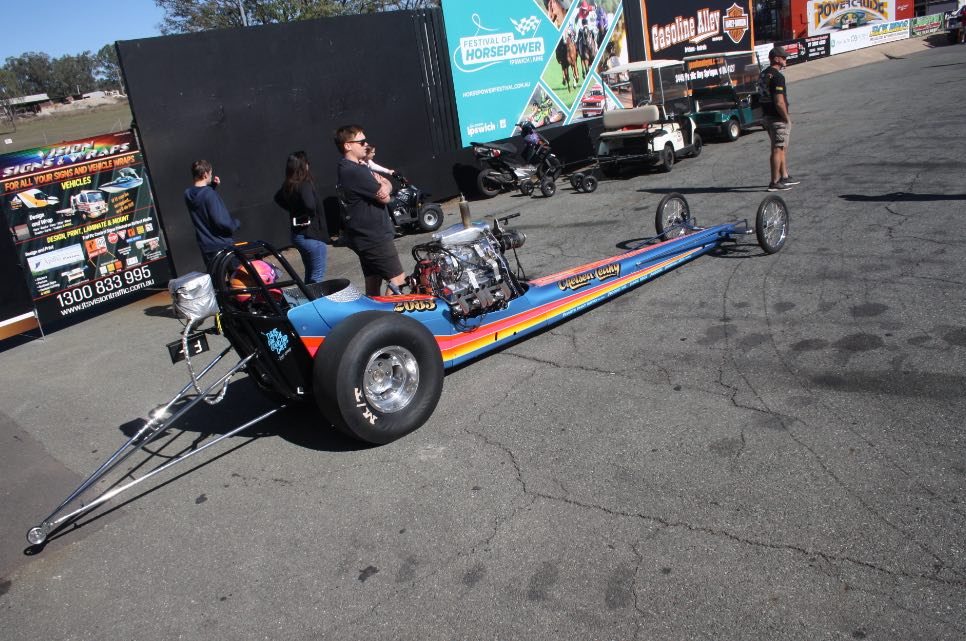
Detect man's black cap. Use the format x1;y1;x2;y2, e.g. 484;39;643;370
769;46;788;60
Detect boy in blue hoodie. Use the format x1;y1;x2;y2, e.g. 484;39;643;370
184;159;241;268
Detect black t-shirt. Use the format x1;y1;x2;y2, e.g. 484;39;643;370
336;157;395;250
758;66;788;119
273;181;329;242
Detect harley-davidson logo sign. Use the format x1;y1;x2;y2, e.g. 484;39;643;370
724;3;750;43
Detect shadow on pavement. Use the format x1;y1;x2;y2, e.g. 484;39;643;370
840;192;966;202
640;185;766;195
22;376;367;555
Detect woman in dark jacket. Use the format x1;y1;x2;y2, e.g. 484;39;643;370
273;151;329;283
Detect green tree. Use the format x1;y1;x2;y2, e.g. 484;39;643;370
3;52;53;97
48;52;98;100
94;44;123;93
155;0;438;34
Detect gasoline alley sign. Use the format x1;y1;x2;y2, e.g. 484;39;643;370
647;1;752;57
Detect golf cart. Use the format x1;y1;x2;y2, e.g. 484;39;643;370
596;59;702;177
683;51;763;142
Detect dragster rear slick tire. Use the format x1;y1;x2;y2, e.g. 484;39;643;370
755;195;789;254
313;311;443;444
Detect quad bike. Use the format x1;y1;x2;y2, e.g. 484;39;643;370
597;60;702;176
337;174;444;237
387;174;444;233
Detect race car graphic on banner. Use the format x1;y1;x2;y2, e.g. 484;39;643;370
643;0;754;60
441;0;629;146
1;130;171;325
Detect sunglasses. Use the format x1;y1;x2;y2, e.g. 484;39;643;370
348;138;369;146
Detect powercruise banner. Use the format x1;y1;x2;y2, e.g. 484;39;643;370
442;0;630;146
806;0;896;36
1;130;171;325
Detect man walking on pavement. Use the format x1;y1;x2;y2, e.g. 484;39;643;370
758;46;800;192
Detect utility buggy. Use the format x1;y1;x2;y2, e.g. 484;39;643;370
683;50;763;142
596;60;702;176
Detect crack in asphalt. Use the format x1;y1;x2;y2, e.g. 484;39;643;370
741;239;966;584
523;489;966;589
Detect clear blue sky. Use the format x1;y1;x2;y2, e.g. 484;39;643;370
1;0;165;61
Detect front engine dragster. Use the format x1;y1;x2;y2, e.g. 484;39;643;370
25;194;788;546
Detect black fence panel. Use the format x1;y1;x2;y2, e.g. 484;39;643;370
118;10;473;276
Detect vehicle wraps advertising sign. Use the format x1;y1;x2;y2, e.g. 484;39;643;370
806;0;896;36
642;0;755;60
1;130;170;324
754;33;830;68
441;0;632;146
910;13;944;36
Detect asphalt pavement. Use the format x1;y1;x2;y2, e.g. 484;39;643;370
1;38;965;641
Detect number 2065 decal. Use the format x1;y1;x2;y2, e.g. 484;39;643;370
393;299;437;313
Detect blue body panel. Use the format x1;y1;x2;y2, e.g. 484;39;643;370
288;224;738;367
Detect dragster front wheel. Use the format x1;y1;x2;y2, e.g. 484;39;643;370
313;311;443;444
755;195;789;254
654;192;692;240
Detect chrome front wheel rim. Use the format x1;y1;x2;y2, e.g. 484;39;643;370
662;199;688;238
761;200;787;247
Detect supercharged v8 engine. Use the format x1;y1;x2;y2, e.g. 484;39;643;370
410;221;526;319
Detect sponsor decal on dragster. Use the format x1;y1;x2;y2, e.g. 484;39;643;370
437;249;705;362
393;299;438;313
264;327;291;358
557;264;621;292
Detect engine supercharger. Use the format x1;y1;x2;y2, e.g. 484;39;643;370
409;218;527;320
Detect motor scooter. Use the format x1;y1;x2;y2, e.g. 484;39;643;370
471;124;563;199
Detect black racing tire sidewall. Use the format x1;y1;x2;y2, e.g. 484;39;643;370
313;311;444;444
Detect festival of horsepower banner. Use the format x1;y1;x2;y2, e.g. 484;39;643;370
441;0;630;146
642;0;755;61
0;130;171;325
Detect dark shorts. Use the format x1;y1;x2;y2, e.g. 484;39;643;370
763;116;791;149
354;240;404;280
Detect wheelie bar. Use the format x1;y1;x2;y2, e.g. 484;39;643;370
26;350;281;546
